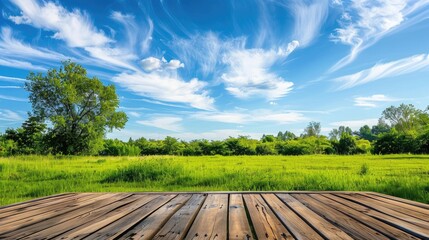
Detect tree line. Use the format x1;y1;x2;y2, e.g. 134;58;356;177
0;62;428;156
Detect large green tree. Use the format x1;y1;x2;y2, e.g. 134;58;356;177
382;104;428;134
25;61;128;155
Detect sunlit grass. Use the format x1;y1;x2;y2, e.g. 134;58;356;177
1;154;428;205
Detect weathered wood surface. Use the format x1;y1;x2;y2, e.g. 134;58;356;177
0;192;428;239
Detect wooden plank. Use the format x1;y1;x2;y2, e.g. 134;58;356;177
262;194;323;240
121;194;192;239
0;192;75;212
3;193;133;239
291;194;389;240
153;194;206;240
185;194;228;240
228;194;252;240
276;194;353;240
52;194;160;239
369;192;429;210
84;194;177;239
0;193;112;233
360;193;429;220
318;194;420;240
336;193;429;227
243;194;293;240
323;194;429;239
0;193;93;219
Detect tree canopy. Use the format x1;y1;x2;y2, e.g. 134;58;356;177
24;61;127;155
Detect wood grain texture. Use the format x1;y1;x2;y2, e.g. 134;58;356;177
228;194;252;240
153;194;206;240
185;194;228;240
0;191;428;240
243;194;293;240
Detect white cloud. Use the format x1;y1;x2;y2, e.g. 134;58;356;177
171;32;222;76
0;58;46;71
330;0;429;71
354;94;397;107
140;57;162;71
8;1;142;71
127;111;141;117
137;116;183;132
0;94;26;102
330;118;379;129
112;70;214;111
221;41;298;100
0;86;21;89
165;59;184;70
0;27;65;61
0;75;27;82
9;0;111;48
0;109;23;121
83;46;138;71
290;0;329;47
193;110;307;125
334;53;429;89
140;57;184;72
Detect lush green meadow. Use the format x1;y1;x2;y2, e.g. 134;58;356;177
0;155;428;206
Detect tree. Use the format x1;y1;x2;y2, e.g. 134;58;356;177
329;126;352;141
303;122;321;137
25;61;127;155
371;118;391;136
382;104;427;133
356;125;376;141
336;133;357;155
277;131;296;141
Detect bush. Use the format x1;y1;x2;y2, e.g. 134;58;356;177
276;141;310;155
256;143;276;155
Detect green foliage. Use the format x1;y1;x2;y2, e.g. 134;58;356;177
102;159;183;182
1;155;428;206
359;163;369;175
99;139;140;156
336;133;357;155
382;104;429;134
255;142;276;155
355;139;372;154
24;61;127;155
303;121;321;137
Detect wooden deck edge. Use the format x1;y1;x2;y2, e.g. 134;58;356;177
61;190;377;194
0;192;74;210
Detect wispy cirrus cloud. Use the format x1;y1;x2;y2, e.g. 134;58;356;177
0;58;46;71
289;0;329;47
354;94;397;108
0;109;23;121
193;109;307;125
330;0;429;71
137;116;183;132
0;75;27;82
8;0;140;71
0;94;26;102
171;32;222;77
221;40;299;100
9;0;111;48
0;27;65;61
334;53;429;90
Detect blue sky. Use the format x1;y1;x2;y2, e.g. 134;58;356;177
0;0;429;140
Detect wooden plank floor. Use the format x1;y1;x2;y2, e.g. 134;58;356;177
0;192;428;239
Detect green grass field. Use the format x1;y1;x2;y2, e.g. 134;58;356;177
1;155;428;206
